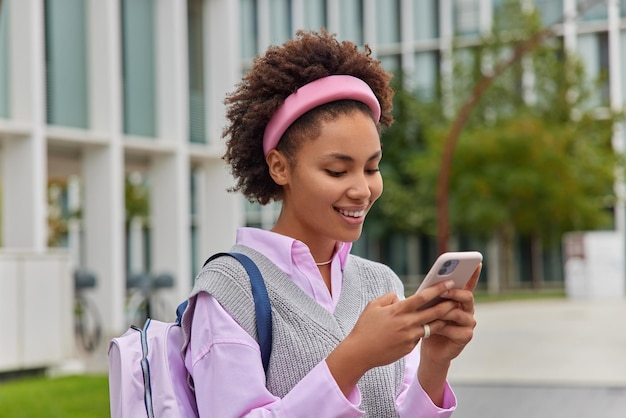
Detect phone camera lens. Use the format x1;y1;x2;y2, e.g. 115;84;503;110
438;268;447;275
443;261;451;267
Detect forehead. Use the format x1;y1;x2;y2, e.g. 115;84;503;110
299;111;381;159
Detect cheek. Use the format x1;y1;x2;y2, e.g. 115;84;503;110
370;176;383;202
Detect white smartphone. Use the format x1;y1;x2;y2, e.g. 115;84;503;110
415;251;483;310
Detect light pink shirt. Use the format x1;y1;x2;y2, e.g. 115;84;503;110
185;227;457;417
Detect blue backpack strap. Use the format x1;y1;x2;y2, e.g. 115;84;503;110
175;300;188;326
179;251;273;373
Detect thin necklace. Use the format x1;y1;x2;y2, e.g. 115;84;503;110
315;258;333;266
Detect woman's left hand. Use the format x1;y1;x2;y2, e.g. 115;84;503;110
420;264;481;367
415;264;481;406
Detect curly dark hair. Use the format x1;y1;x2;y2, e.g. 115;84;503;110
222;29;394;205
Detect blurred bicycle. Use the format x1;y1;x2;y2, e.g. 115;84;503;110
73;269;102;353
125;272;175;328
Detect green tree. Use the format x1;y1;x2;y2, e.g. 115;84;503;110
368;76;442;239
374;0;622;290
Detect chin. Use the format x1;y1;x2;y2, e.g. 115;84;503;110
337;228;364;244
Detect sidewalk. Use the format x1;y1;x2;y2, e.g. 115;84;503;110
447;298;626;418
448;298;626;386
75;297;626;417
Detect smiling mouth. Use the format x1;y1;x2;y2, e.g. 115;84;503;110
336;208;366;218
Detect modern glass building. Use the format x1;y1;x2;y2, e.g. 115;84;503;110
0;0;625;345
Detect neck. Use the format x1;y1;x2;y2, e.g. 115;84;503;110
270;220;338;266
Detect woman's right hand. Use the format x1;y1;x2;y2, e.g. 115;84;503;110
325;279;457;396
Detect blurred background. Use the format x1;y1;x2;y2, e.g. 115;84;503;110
0;0;625;417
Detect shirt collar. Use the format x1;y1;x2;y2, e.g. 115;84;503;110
235;227;351;273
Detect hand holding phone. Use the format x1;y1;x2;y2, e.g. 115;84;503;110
416;251;482;310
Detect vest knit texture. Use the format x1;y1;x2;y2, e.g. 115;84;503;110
182;245;407;417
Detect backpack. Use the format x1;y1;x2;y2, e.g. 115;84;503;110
108;252;273;418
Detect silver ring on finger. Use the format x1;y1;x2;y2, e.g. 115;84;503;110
422;323;431;339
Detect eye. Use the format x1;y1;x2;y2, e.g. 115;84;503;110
325;170;345;177
366;167;380;175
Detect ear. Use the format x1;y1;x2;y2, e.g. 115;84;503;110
266;150;290;186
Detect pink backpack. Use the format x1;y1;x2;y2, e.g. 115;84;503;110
108;252;273;418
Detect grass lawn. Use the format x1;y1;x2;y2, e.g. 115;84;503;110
0;374;109;418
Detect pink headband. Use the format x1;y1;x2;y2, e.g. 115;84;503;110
262;75;381;156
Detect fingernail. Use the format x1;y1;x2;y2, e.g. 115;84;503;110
445;280;455;289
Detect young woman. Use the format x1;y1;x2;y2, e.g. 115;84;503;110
182;30;480;417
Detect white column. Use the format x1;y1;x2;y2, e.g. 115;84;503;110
150;153;191;304
149;0;191;306
195;161;243;259
2;0;47;251
88;0;116;133
400;0;414;84
66;175;82;269
326;0;340;34
439;0;454;119
362;0;376;51
82;145;125;335
205;0;240;144
156;0;188;142
83;0;126;335
562;0;577;53
607;0;625;275
608;0;623;146
487;236;501;295
128;217;145;274
198;0;244;262
479;0;492;34
291;0;304;35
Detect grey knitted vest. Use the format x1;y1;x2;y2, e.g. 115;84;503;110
182;245;406;417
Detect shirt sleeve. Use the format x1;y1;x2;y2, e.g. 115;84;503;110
396;344;457;417
185;292;364;417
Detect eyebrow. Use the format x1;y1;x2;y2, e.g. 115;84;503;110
323;150;382;163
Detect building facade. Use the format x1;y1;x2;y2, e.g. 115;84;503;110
0;0;625;357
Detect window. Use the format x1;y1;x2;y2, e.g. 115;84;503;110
578;32;610;109
412;0;438;40
121;0;156;137
413;51;439;101
532;0;564;26
597;32;610;105
44;0;89;128
188;0;206;143
376;0;400;45
302;0;327;31
454;0;480;36
379;54;401;75
47;180;71;247
0;0;9;118
269;0;292;46
579;0;608;22
245;200;281;230
241;0;258;60
338;0;363;45
621;31;626;104
125;172;151;275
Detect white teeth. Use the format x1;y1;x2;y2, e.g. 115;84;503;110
339;209;365;217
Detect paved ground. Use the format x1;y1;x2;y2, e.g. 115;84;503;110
74;297;626;417
452;383;626;418
447;298;626;418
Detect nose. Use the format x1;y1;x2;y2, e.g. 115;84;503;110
347;173;372;201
